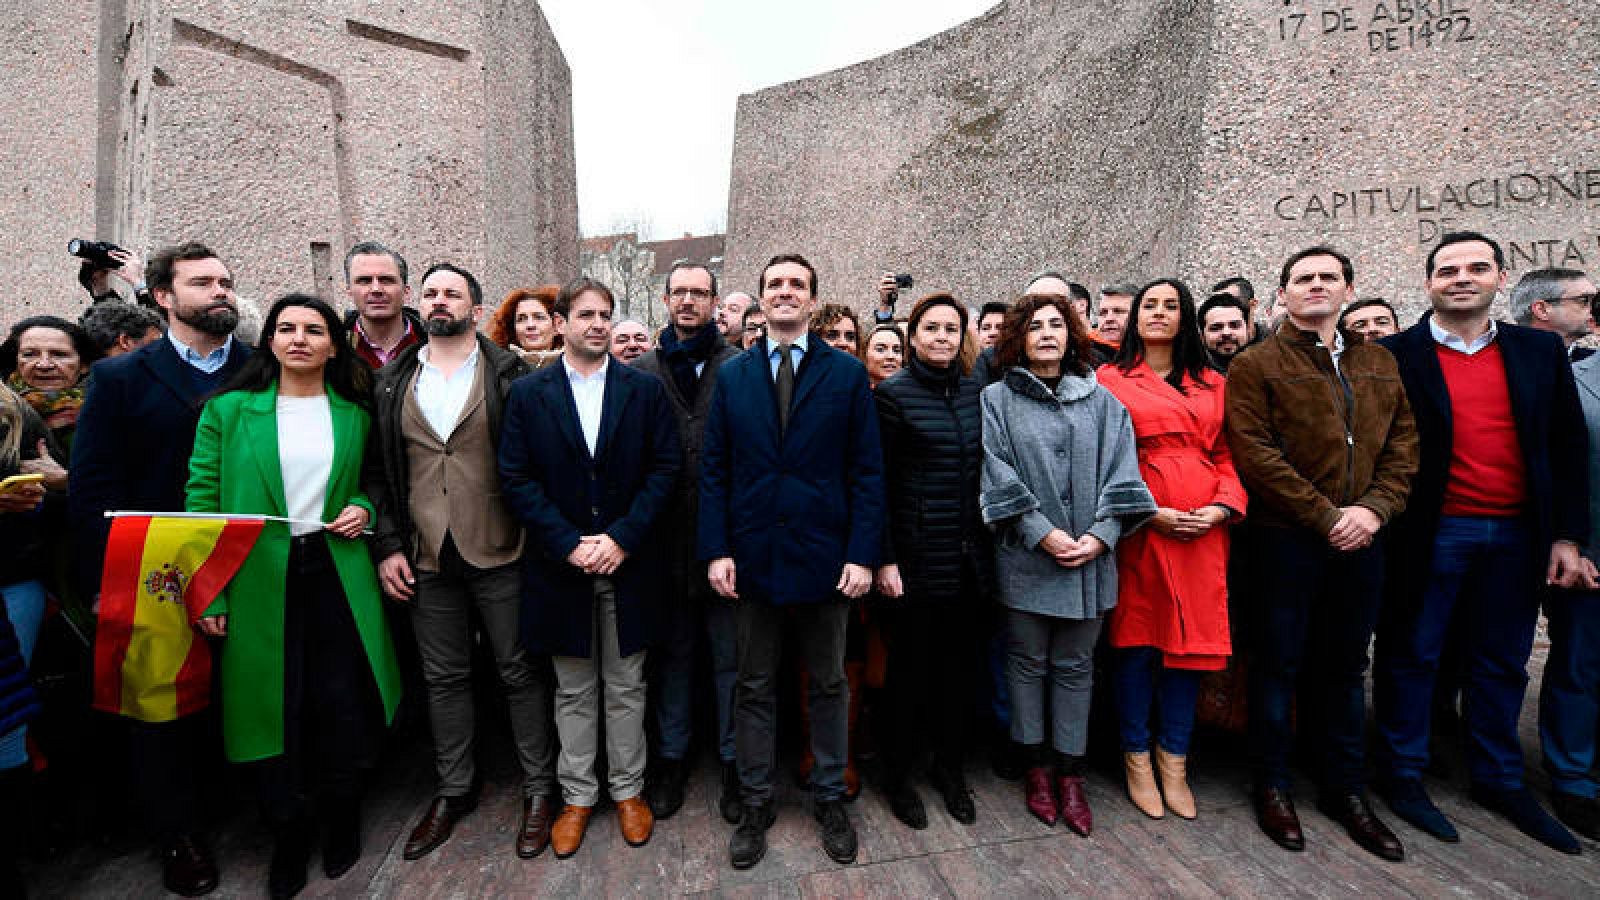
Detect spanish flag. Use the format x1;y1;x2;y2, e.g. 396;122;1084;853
93;514;264;722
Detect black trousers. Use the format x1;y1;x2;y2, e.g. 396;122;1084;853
129;714;208;842
254;534;382;827
878;573;984;777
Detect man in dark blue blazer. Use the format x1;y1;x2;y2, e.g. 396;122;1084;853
498;278;681;858
69;242;249;897
1373;232;1595;855
699;253;885;869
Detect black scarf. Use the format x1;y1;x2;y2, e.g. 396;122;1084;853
657;324;722;403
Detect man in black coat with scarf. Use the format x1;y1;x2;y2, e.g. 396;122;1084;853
630;262;742;822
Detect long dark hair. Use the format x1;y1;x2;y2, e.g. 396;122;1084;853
1113;278;1211;393
222;294;371;406
994;293;1093;376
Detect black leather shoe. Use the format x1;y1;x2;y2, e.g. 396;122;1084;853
931;765;977;825
161;833;220;897
1318;793;1403;862
647;758;688;821
885;778;928;830
814;799;858;864
729;803;776;870
719;761;743;825
1254;787;1305;852
403;793;478;861
268;826;311;900
1551;791;1600;841
321;799;362;879
517;794;558;859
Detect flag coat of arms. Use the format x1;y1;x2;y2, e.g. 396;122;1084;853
92;514;263;722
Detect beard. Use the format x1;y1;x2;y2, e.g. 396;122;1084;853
1210;338;1240;357
176;301;240;336
424;313;473;337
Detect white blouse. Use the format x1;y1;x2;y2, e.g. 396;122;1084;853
276;394;334;536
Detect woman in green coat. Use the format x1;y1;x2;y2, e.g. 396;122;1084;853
187;294;400;900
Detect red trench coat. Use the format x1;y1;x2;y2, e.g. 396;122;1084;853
1098;363;1246;670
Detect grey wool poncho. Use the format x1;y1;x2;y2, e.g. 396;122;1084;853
979;366;1156;620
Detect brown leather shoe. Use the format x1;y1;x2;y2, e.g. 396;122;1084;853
516;795;558;859
1254;787;1305;852
161;833;219;897
403;795;477;861
550;805;593;859
616;796;655;847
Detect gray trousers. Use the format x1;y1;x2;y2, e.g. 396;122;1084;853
412;543;555;798
735;599;850;804
551;579;649;806
1005;608;1103;755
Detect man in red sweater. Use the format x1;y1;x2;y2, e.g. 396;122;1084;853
1374;232;1598;854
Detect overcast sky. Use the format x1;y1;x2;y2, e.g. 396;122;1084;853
540;0;996;241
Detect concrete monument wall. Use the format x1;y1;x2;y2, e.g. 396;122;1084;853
5;0;577;322
725;0;1600;320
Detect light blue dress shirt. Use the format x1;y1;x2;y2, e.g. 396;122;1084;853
766;332;808;381
167;332;234;374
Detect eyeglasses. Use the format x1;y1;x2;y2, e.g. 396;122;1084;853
670;288;713;301
1553;291;1598;307
824;329;857;342
743;323;767;335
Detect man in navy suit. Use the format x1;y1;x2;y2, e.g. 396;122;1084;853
1373;232;1596;855
70;242;250;897
499;278;682;859
699;253;886;869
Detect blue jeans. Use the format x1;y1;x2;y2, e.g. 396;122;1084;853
1375;515;1540;790
652;598;738;763
1248;527;1385;793
1113;646;1203;755
0;581;46;770
1539;585;1600;798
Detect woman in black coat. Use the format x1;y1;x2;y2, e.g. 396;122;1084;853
873;293;990;829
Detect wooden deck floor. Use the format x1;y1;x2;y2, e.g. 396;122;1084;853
25;642;1600;898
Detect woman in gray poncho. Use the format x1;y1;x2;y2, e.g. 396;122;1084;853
979;293;1155;836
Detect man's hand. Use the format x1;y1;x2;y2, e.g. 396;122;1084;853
0;481;45;513
708;557;738;600
196;615;227;637
875;564;904;599
1548;541;1599;590
567;538;599;571
377;552;416;601
324;504;370;539
1327;506;1381;552
580;534;627;576
877;273;898;311
1057;533;1108;568
837;563;872;599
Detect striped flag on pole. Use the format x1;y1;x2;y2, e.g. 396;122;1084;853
92;513;264;722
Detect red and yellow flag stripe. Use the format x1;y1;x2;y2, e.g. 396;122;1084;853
93;515;263;722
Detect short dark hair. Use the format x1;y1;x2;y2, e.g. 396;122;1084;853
554;277;615;320
1279;245;1354;289
419;262;483;306
1211;276;1256;302
994;293;1094;377
759;253;817;296
1198;292;1250;326
741;304;765;327
1066;282;1091;305
1100;282;1139;298
979;301;1009;321
343;241;409;285
0;315;106;381
665;260;718;297
78;301;164;352
1426;230;1505;277
145;242;226;296
1339;297;1399;329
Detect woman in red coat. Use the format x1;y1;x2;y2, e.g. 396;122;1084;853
1098;278;1246;822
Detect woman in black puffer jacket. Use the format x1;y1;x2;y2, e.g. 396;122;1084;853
873;293;991;830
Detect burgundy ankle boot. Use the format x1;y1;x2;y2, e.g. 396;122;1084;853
1058;775;1093;836
1024;767;1058;825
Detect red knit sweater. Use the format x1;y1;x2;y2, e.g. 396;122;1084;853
1437;341;1526;517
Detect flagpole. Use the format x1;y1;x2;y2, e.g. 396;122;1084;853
105;510;332;529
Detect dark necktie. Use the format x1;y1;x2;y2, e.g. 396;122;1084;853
776;342;794;434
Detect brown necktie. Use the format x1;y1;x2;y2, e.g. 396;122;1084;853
776;341;794;434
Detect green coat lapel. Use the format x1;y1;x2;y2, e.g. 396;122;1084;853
239;386;287;517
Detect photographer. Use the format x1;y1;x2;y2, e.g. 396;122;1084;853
71;242;148;306
876;272;913;323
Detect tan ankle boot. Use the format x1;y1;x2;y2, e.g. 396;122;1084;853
1154;747;1196;819
1124;751;1165;819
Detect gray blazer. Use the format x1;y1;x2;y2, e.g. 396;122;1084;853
980;366;1155;619
1572;353;1600;562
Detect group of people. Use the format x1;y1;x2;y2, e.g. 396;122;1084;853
1;230;1598;899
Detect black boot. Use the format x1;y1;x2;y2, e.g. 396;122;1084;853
321;797;361;880
268;822;312;900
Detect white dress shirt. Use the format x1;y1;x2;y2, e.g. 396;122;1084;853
564;356;609;456
414;344;480;440
1429;315;1498;356
276;394;333;536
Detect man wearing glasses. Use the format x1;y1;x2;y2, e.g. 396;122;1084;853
631;262;743;822
1508;268;1597;362
740;306;767;350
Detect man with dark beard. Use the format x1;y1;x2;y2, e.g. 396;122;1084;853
70;242;251;896
366;263;560;862
1199;293;1251;372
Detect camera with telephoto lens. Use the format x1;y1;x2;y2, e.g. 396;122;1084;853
68;239;127;270
884;273;914;307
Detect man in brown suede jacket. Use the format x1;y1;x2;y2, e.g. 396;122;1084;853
1225;245;1419;862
